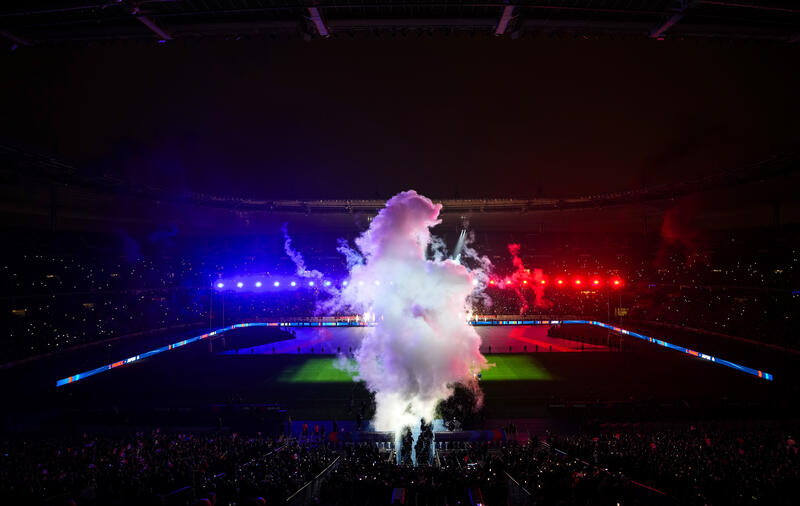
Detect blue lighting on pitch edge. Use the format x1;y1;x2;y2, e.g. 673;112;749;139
55;319;774;388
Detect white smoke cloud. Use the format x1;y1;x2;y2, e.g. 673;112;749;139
281;223;323;280
459;230;494;310
333;190;489;432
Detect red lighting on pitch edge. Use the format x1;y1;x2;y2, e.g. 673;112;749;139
612;279;622;288
574;279;582;286
593;279;601;286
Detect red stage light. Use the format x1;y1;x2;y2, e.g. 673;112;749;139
540;280;546;285
522;280;528;285
506;280;512;285
557;279;564;285
612;279;622;287
489;280;495;285
575;279;582;286
593;279;600;286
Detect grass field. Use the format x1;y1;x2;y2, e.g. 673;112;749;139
480;355;553;381
276;354;553;383
278;357;356;383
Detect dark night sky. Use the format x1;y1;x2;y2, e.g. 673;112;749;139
1;36;798;200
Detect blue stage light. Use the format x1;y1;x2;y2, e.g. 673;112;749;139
236;282;244;288
290;281;297;287
216;282;224;288
324;280;331;287
255;281;262;288
274;281;280;287
308;281;315;286
342;281;348;286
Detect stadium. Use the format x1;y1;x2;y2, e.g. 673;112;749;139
1;2;800;505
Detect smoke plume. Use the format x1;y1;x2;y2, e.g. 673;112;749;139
282;223;324;281
335;190;489;432
505;244;550;312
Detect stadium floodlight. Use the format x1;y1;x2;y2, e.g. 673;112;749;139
495;5;514;35
216;282;224;288
290;281;297;287
255;281;262;288
236;282;244;288
308;7;329;37
274;281;280;287
374;280;380;286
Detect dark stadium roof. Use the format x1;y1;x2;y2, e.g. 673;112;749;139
1;1;799;47
2;143;797;215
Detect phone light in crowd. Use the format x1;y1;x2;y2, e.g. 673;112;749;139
308;281;314;287
236;282;244;288
290;281;297;287
255;281;262;288
274;281;280;287
216;282;224;288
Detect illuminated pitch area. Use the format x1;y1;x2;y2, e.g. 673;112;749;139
277;355;554;383
223;325;608;356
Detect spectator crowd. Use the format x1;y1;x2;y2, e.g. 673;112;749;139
2;421;798;505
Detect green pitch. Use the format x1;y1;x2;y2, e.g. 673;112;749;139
278;357;356;383
480;355;553;381
276;354;552;383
